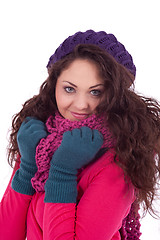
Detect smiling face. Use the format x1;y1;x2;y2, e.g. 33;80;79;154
55;59;105;121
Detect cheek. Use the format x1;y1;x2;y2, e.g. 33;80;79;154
55;88;72;111
90;98;102;110
57;98;71;111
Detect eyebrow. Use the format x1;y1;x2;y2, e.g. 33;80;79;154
62;81;104;89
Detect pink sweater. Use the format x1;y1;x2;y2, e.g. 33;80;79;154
0;150;135;240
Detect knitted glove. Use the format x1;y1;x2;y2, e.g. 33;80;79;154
11;117;48;195
44;126;103;203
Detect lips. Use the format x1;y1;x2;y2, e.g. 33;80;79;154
71;112;89;120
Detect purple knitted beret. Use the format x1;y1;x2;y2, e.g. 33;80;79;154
47;29;136;76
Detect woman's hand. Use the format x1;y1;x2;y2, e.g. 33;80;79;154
17;117;48;160
53;126;104;170
12;117;48;195
44;127;103;203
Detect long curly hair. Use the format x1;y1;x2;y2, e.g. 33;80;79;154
8;44;160;216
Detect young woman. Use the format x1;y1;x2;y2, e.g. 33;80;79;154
0;30;160;240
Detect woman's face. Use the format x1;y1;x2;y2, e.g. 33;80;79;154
55;59;105;121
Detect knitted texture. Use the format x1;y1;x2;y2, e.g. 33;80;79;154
47;29;136;76
31;112;114;192
11;118;48;195
31;112;142;238
120;202;142;239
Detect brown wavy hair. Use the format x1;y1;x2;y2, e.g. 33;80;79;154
8;44;160;216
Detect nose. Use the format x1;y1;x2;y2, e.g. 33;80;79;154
74;94;89;110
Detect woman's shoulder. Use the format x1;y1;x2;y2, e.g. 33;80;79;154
77;148;135;202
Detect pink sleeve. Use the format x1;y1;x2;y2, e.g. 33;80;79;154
0;160;33;240
43;161;135;240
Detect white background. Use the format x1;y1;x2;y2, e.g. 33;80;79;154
0;0;160;238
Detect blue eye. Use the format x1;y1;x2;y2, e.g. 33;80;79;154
90;89;102;96
64;87;75;93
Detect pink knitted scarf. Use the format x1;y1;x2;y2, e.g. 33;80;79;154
31;112;141;239
31;112;114;192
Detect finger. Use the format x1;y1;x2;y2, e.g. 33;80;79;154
25;116;37;122
19;117;38;132
25;118;45;127
18;119;46;138
71;128;82;138
29;123;47;133
22;118;46;131
80;126;93;140
93;130;104;145
32;130;48;141
62;130;72;141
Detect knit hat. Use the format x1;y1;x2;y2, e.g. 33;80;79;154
47;29;136;77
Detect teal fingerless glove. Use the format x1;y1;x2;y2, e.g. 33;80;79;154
11;117;48;195
44;126;103;203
